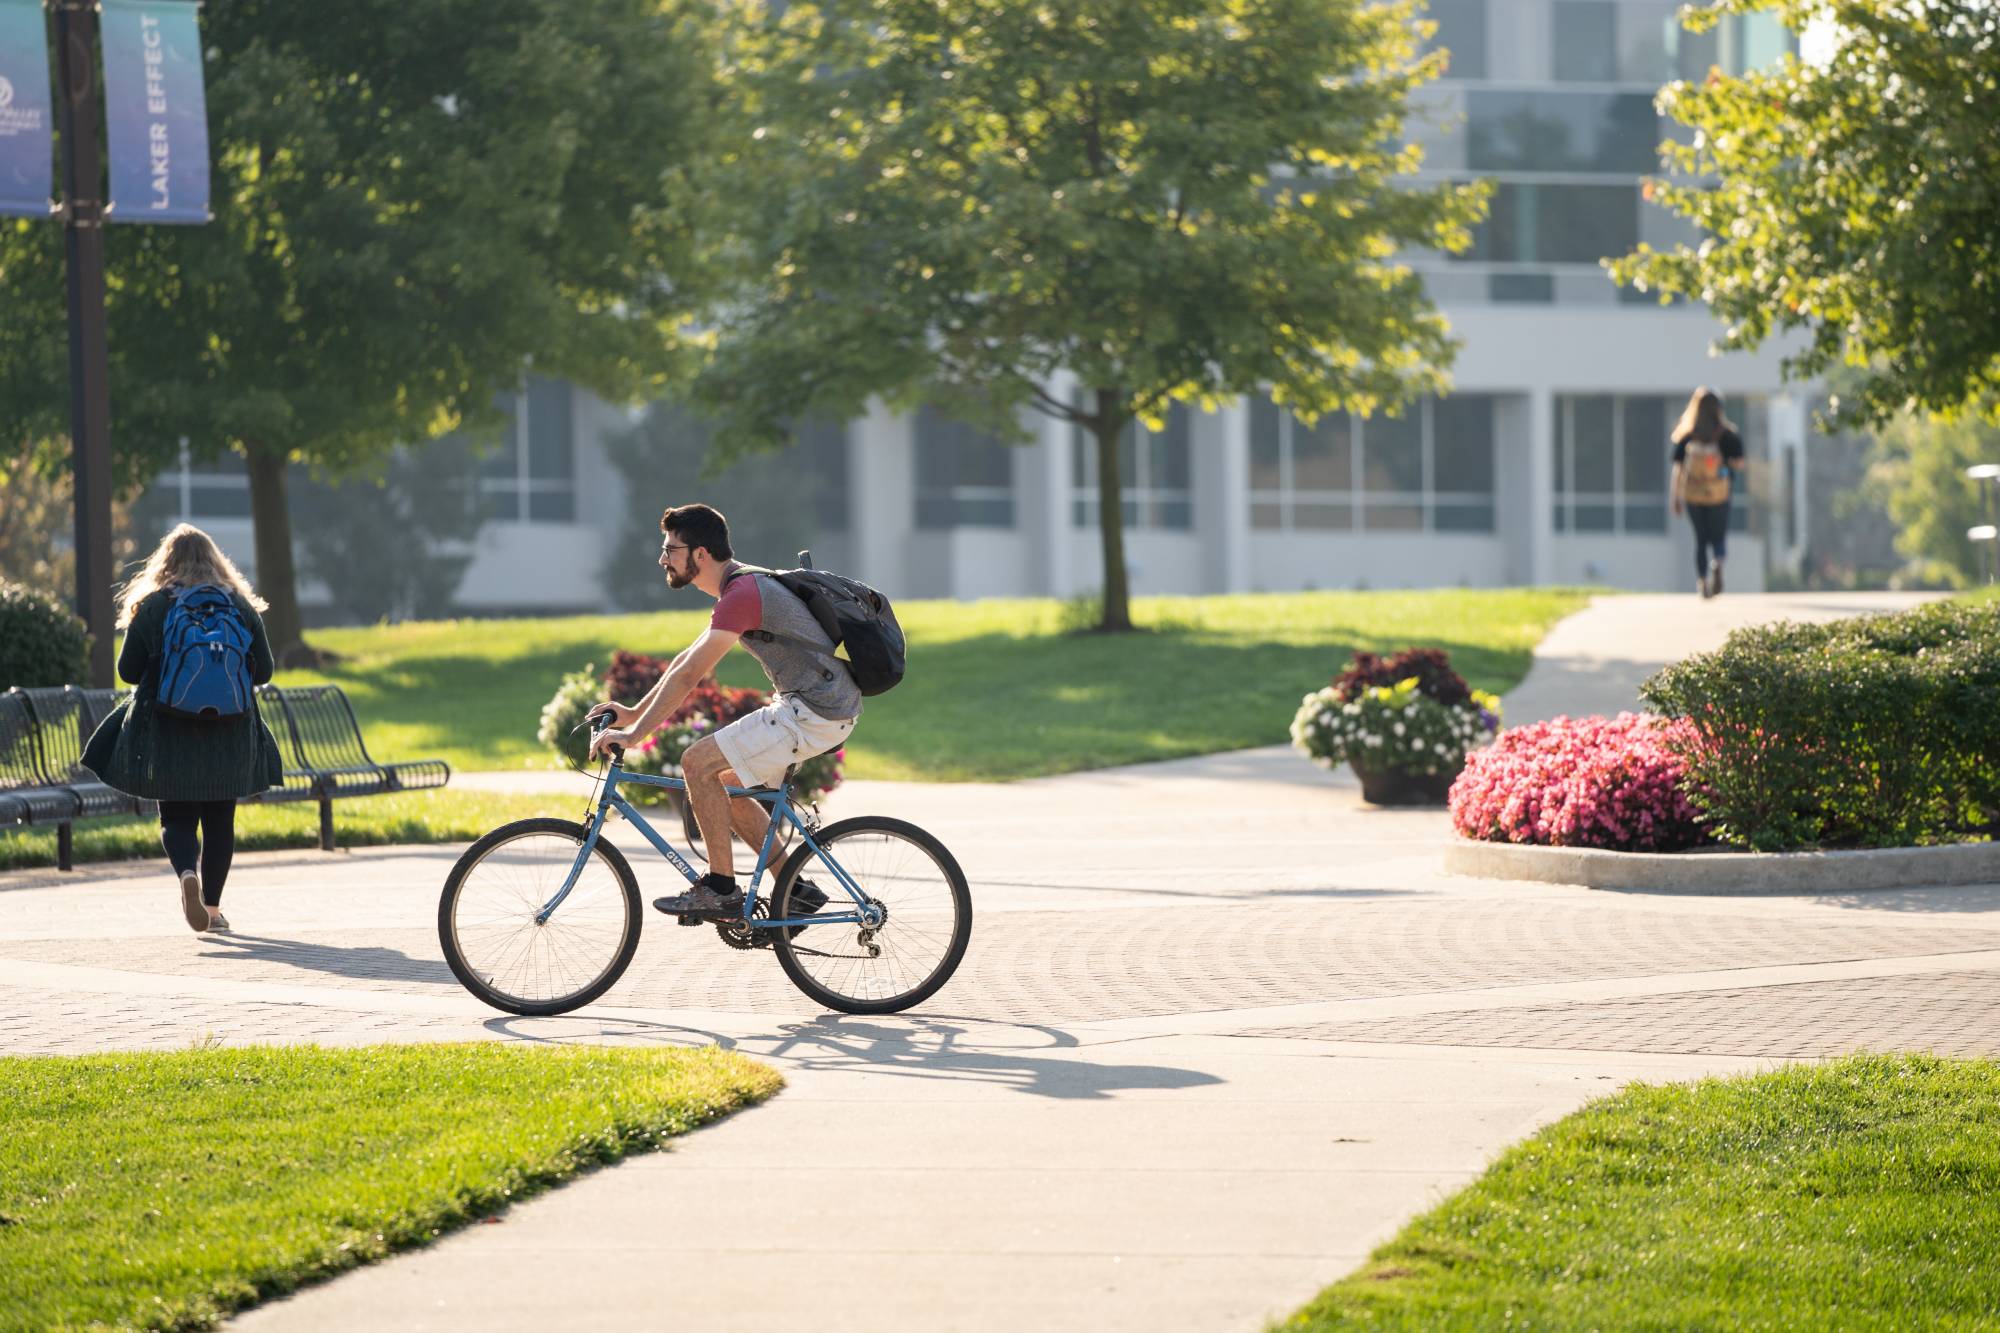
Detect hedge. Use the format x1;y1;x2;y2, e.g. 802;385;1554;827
1640;601;2000;851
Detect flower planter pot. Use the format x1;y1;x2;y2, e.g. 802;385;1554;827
1350;759;1455;807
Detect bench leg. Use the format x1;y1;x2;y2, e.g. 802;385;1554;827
58;823;73;872
319;797;335;852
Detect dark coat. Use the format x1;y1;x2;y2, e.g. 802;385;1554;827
81;587;286;802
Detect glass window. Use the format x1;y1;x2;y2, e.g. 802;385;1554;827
1557;392;1724;536
1293;411;1353;491
916;406;1015;529
1552;1;1618;83
474;384;576;524
1490;273;1555;303
1362;410;1424;496
1249;395;1283;491
1434;395;1495;496
1570;395;1616;493
1071;406;1192;531
1424;0;1487;80
526;378;573;480
1466;91;1661;174
1615;1;1683;84
797;418;850;531
1621;396;1670;497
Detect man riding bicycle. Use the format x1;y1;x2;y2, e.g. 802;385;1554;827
588;503;860;923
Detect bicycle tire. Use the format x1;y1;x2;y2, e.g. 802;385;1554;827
439;817;642;1016
771;815;972;1014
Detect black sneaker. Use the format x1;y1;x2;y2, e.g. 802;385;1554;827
783;880;829;938
654;874;744;924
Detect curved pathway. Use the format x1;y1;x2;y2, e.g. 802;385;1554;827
0;594;1986;1332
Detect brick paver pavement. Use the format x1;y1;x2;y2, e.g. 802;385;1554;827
2;591;1986;1332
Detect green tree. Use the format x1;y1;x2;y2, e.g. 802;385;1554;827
0;0;718;662
690;0;1482;631
1861;409;2000;587
1610;1;2000;427
293;434;490;624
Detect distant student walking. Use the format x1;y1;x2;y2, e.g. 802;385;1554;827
1669;387;1747;599
83;525;284;933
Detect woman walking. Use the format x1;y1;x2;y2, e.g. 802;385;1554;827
83;524;284;932
1669;387;1747;598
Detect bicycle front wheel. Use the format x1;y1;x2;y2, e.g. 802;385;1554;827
771;815;972;1014
439;817;641;1016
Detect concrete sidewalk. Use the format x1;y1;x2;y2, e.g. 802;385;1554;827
5;592;1988;1332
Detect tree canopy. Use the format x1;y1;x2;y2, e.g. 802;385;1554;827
690;0;1482;629
0;0;718;658
1611;0;2000;427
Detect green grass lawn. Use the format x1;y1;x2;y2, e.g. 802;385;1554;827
0;789;563;872
280;589;1591;782
0;1043;780;1332
1281;1054;2000;1331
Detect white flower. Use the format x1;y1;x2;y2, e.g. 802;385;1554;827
1393;722;1405;736
1411;739;1426;751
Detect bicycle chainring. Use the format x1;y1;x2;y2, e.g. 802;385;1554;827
714;898;774;951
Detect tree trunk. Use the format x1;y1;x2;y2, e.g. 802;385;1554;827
1092;387;1134;632
243;441;316;667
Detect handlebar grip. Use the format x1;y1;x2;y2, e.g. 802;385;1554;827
589;709;623;761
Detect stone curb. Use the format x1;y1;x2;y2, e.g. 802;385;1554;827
1442;838;2000;895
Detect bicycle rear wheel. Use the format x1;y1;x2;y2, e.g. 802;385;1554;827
771;816;971;1014
439;817;641;1016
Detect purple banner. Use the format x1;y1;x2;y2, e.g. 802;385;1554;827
0;0;53;218
102;0;209;224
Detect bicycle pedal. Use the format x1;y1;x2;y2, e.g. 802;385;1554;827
676;914;702;927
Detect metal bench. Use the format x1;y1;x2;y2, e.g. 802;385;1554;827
2;686;153;870
257;684;451;851
2;682;449;868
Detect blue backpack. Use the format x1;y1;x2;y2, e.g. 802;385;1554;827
157;584;255;721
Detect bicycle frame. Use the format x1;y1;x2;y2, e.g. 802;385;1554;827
533;761;872;931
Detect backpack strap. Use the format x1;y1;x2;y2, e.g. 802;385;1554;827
721;565;845;670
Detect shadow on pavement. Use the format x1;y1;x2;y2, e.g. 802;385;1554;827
200;932;459;985
1807;885;2000;914
479;1012;1225;1100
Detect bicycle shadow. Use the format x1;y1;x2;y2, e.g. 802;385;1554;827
200;932;459;986
481;1012;1223;1101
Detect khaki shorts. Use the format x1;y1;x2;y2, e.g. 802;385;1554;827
712;696;857;789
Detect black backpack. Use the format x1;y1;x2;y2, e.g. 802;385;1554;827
729;553;905;697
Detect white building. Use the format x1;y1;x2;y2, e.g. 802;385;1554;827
150;0;1812;617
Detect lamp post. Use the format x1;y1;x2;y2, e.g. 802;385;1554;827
54;0;115;687
1970;464;2000;586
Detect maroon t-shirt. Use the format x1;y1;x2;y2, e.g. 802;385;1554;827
710;570;761;635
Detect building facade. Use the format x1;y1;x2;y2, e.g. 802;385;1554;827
147;0;1811;616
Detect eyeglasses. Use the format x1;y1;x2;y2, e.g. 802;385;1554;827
661;543;690;558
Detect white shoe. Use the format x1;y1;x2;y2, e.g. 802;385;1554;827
179;871;209;932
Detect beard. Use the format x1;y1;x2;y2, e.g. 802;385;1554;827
665;563;693;590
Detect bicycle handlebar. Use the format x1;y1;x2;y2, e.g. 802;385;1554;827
588;708;624;762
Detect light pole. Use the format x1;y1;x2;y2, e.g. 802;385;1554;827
1969;464;2000;586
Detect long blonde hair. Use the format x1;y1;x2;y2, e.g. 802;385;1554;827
118;524;267;628
1671;387;1737;446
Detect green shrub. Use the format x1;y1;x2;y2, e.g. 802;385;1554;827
0;581;90;688
536;665;601;768
1641;601;2000;850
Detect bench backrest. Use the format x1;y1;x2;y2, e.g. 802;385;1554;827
260;684;379;774
15;687;104;785
0;689;54;791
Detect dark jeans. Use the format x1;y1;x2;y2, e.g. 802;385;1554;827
1686;502;1730;577
159;799;237;906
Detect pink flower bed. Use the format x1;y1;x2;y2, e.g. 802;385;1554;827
1448;713;1709;851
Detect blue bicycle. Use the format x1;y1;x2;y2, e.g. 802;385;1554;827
437;719;972;1016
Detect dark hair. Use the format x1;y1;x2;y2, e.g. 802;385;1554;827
660;503;733;562
1671;387;1736;446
